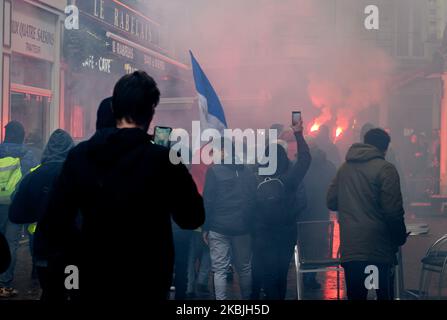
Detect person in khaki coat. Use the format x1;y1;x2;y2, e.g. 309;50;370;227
327;128;407;300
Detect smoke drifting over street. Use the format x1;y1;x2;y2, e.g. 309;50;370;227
151;0;393;131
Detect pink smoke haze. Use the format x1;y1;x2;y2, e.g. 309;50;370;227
308;44;394;133
151;0;394;133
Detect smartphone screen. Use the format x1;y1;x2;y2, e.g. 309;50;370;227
292;111;301;125
153;126;173;148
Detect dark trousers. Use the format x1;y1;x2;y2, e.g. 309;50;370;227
252;230;295;300
342;261;394;300
37;266;65;301
173;230;192;300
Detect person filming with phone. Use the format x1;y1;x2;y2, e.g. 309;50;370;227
39;71;205;302
251;115;312;300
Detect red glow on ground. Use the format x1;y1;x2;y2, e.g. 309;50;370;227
322;213;345;300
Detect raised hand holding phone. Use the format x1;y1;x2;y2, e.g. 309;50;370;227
292;111;303;133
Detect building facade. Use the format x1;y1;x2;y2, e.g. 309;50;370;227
1;0;66;145
63;0;193;139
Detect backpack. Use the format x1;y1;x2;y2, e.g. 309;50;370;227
256;177;288;225
0;157;22;205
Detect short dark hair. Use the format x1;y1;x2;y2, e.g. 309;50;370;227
112;71;160;127
364;128;391;152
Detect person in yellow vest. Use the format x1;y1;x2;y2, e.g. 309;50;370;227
0;121;37;298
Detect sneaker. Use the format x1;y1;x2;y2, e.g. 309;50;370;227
0;287;18;298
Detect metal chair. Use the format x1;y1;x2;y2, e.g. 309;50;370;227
294;220;343;300
418;234;447;299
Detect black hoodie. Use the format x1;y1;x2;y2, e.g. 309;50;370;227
9;129;75;259
38;127;205;301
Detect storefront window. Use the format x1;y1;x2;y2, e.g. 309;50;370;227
11;53;52;89
10;92;50;146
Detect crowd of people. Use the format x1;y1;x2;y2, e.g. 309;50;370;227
0;71;408;301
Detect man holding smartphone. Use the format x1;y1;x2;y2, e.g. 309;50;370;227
39;71;205;302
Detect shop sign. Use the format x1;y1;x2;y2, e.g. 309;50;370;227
78;0;160;47
111;38;166;71
81;55;113;74
11;7;56;62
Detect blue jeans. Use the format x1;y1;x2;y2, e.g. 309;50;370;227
208;231;252;300
0;205;22;287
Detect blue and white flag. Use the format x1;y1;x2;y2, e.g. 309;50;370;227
190;51;228;135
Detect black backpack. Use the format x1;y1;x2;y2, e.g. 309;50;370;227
256;177;288;225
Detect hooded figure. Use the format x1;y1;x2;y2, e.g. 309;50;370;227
252;126;311;300
327;128;407;300
9;128;75;233
327;143;406;265
360;123;406;199
9;129;74;301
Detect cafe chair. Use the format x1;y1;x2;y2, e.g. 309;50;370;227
294;220;343;300
418;234;447;299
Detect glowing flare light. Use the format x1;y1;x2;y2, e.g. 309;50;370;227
310;123;320;132
335;127;343;138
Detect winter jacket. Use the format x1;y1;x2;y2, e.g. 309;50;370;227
9;129;75;260
255;132;312;231
0;231;10;273
327;143;407;265
203;162;257;236
38;128;205;301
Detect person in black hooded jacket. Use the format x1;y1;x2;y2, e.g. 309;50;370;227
252;120;311;300
9;129;74;300
38;71;205;302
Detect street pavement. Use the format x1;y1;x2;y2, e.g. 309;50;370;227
2;212;447;300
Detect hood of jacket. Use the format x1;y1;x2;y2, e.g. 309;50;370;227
41;129;75;163
346;143;385;163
